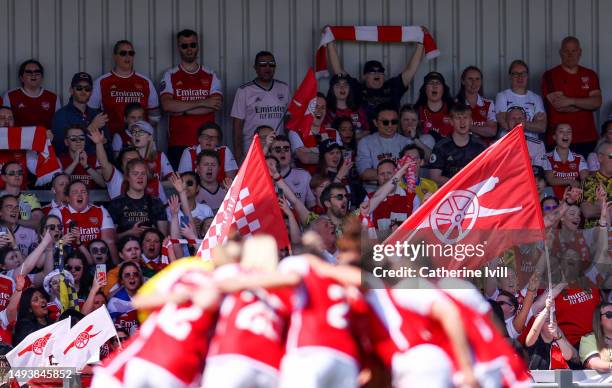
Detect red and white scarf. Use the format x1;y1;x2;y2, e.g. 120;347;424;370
0;126;62;185
315;26;440;78
161;238;200;263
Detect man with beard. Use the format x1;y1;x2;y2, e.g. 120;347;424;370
52;72;110;155
319;182;349;235
160;29;223;168
325;30;425;126
231;51;290;161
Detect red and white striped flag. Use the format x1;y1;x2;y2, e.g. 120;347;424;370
315;26;440;78
0;126;62;185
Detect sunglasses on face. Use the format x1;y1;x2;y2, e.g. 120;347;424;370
379;119;399;126
602;311;612;319
257;61;276;68
123;272;139;279
129;129;148;137
45;224;61;231
90;246;108;255
511;71;528;78
543;204;558;212
67;136;86;142
66;265;82;272
180;42;198;49
118;50;135;57
272;146;290;153
332;194;350;201
184;180;196;187
74;85;92;92
24;69;42;75
4;170;23;176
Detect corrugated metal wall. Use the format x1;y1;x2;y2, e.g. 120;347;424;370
1;0;610;147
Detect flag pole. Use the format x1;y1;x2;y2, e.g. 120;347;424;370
274;107;289;135
543;235;554;324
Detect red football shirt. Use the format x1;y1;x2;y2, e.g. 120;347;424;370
419;103;453;137
3;88;60;128
160;65;223;147
59;154;100;189
542;65;600;144
555;287;601;345
88;71;159;135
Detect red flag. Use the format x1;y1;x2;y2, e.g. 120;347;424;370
384;125;545;270
197;135;291;259
285;68;317;137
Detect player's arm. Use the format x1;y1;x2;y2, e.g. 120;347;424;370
216;271;302;293
430;299;478;387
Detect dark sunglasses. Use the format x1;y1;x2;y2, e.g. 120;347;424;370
180;43;198;49
332;194;350;201
90;246;108;255
602;311;612;319
24;69;42;75
118;50;135;57
67;136;86;142
4;170;23;176
66;265;82;271
123;272;140;279
272;146;290;153
543;204;558;212
257;61;276;68
380;119;399;126
45;224;60;231
74;85;92;92
184;180;195;187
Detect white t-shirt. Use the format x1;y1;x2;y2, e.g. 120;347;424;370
230;79;290;153
495;89;545;138
526;137;547;169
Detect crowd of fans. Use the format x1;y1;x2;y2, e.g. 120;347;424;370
0;25;609;386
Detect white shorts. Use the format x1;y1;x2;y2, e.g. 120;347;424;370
123;357;187;388
392;344;453;388
279;348;358;388
202;355;279;388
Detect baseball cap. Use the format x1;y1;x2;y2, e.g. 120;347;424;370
129;120;155;136
423;71;446;85
329;73;351;86
319;139;342;155
363;60;385;74
71;72;93;87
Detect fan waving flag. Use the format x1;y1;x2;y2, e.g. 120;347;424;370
384;124;545;271
285;68;317;137
197;135;291;260
53;305;117;369
0;126;62;186
7;318;71;368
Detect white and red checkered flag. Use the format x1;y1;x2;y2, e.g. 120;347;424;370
197;135;291;259
0;126;62;185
